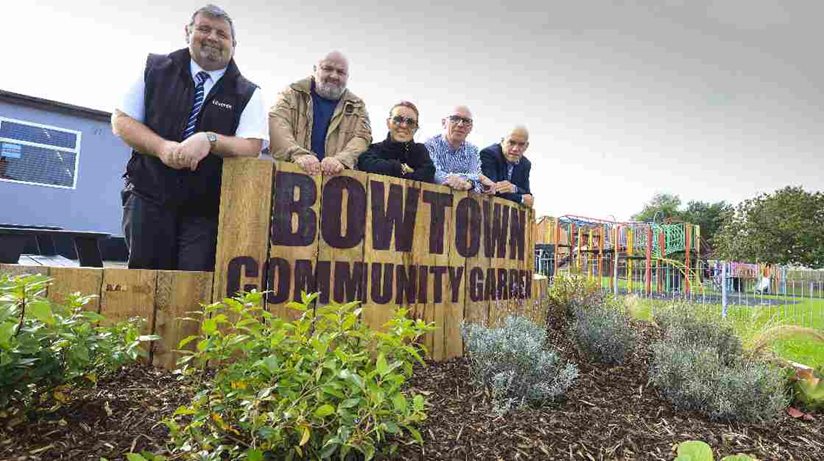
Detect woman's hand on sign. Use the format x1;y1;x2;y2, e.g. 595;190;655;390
400;163;415;175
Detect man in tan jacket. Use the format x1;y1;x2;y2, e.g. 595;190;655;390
269;51;371;175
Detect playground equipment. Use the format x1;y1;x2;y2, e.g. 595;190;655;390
534;214;702;296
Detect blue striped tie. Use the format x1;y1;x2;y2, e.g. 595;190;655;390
182;71;209;139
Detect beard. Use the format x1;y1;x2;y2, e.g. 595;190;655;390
195;41;228;67
315;80;345;100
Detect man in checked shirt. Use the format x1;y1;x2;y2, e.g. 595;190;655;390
424;105;495;193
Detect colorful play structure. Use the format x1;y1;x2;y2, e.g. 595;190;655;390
534;215;703;296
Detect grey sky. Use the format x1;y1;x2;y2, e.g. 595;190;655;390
5;0;822;220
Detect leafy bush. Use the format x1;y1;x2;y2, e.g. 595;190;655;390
462;315;578;413
790;366;824;413
0;273;151;415
570;302;637;365
674;440;756;461
649;305;788;422
545;272;603;326
166;292;433;460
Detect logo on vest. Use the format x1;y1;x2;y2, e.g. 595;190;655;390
212;100;233;110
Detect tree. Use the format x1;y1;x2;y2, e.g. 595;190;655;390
715;186;824;268
679;200;732;249
632;193;731;251
632;193;682;223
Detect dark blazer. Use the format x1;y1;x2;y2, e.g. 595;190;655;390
480;143;531;204
357;133;435;183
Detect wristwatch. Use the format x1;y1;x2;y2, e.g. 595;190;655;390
206;132;218;151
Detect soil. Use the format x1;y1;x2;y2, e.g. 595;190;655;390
393;323;824;460
1;366;192;461
2;323;822;461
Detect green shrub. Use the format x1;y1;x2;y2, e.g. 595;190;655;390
166;292;433;461
462;315;578;414
653;305;742;365
545;272;603;326
0;273;152;415
570;302;637;365
649;304;788;422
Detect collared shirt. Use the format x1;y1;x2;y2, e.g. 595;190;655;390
118;59;269;149
424;134;483;193
506;161;526;203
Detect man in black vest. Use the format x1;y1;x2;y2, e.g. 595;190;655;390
480;126;533;207
112;4;268;271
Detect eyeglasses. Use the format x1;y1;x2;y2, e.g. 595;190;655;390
447;115;473;126
390;115;418;128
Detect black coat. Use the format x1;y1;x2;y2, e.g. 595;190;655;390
480;143;531;204
357;133;435;183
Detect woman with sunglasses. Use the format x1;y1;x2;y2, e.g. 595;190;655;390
356;101;435;183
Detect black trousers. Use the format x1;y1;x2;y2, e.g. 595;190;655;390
121;189;218;271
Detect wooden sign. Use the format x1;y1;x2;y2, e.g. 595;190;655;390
47;267;103;312
213;159;536;360
213;157;275;304
153;271;212;369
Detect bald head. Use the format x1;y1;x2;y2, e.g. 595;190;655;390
442;105;474;147
508;125;529;139
318;50;348;68
501;125;530;163
313;50;349;100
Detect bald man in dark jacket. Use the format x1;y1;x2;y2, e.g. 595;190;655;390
480;126;533;207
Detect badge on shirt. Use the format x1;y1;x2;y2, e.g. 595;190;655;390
211;99;233;111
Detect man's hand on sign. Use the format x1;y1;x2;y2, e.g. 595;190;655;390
295;155;321;175
494;180;517;194
480;175;497;194
158;141;186;169
175;132;211;171
445;175;470;191
522;194;534;208
321;157;345;176
400;163;415;175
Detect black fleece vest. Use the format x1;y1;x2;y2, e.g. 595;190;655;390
125;48;257;216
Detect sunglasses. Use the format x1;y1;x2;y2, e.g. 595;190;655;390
390;115;418;128
447;115;473;126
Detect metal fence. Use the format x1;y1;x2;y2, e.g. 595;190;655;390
534;246;824;330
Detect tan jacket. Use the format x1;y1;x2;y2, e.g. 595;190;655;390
269;76;371;169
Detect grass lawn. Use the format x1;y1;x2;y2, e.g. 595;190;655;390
623;295;824;368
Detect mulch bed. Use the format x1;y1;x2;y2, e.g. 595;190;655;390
1;366;192;461
394;323;824;460
2;323;822;460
